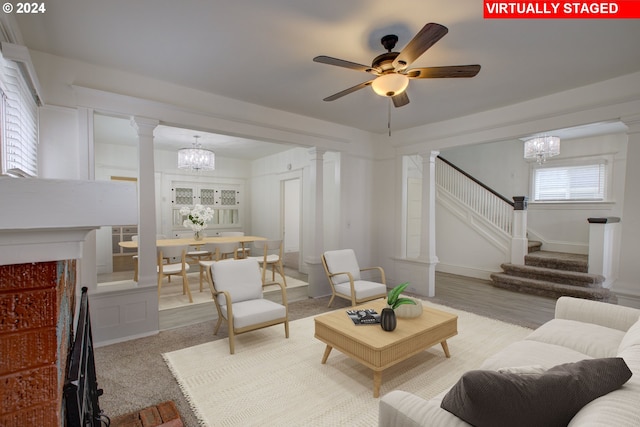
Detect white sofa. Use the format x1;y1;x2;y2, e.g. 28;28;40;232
379;296;640;426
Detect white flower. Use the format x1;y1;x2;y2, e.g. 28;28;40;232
180;204;214;232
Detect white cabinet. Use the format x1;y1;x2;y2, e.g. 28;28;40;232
171;181;242;230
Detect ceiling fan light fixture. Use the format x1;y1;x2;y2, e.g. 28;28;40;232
178;136;215;171
371;73;409;97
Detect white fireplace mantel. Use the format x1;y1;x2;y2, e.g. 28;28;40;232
0;177;137;266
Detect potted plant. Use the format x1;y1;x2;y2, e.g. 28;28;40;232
381;282;417;331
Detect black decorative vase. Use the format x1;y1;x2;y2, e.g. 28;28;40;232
380;308;397;332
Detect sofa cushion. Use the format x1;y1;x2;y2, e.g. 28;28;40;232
441;357;632;427
569;346;640;426
618;318;640;353
379;390;470;427
480;340;591;371
525;318;625;358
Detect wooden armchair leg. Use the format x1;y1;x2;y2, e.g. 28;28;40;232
228;328;235;354
213;317;222;335
327;294;335;307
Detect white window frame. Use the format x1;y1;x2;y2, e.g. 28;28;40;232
0;54;39;177
529;155;613;203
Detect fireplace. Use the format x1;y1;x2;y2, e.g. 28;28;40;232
0;177;137;426
0;260;76;426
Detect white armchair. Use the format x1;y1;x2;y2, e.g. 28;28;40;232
321;249;387;307
208;258;289;354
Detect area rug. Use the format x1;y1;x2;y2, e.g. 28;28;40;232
163;302;532;426
159;274;307;311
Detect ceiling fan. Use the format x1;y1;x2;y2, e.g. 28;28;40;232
313;22;481;108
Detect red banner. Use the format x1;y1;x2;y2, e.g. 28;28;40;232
484;1;640;18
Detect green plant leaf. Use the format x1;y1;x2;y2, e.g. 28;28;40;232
387;282;410;307
393;297;417;309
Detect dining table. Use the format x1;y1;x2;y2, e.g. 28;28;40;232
118;235;267;252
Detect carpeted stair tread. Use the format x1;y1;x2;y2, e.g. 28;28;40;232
527;240;542;253
490;273;616;303
500;263;604;288
525;250;588;273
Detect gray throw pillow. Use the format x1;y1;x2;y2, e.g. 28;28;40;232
441;357;632;427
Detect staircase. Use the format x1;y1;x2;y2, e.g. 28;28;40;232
490;242;617;303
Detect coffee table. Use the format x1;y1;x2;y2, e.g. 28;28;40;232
314;299;458;397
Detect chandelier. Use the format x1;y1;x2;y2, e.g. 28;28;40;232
524;136;560;164
178;136;215;171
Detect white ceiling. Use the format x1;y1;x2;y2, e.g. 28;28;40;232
15;1;640;138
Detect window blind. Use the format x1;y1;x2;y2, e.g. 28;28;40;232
0;56;38;177
533;162;605;201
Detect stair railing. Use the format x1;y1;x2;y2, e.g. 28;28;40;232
436;156;514;235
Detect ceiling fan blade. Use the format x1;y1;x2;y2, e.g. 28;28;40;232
392;23;449;71
313;56;379;74
392;91;410;108
406;65;481;79
323;80;374;101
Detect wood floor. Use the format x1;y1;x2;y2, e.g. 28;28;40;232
159;271;557;330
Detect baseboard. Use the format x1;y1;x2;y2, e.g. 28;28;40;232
94;329;159;348
436;263;499;281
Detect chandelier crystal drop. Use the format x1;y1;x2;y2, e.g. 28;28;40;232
524;136;560;165
178;136;215;171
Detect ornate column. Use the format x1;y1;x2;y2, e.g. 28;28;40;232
417;151;439;297
511;196;528;265
615;114;640;301
305;147;328;297
130;117;159;287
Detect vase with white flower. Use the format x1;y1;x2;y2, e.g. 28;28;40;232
179;204;214;240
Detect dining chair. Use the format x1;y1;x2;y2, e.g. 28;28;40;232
219;231;250;258
207;258;289;354
132;234;169;282
175;232;212;264
157;245;192;303
198;242;239;291
249;239;287;287
321;248;387;307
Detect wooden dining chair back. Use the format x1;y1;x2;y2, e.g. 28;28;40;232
219;231;250;258
132;234;168;282
207;258;289;354
321;249;387;307
157;245;192;303
175;232;212;263
198;242;240;291
250;239;287;287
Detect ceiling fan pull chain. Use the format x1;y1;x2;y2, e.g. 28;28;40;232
388;98;392;136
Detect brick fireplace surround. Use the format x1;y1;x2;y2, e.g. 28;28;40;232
0;260;76;426
0;177;138;426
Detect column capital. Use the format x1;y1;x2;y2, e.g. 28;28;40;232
130;116;159;137
420;150;440;163
308;147;327;160
621;114;640;134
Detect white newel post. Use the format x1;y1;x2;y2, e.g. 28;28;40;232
588;218;621;288
130;117;159;288
417;151;439;297
305;147;328;297
511;196;528;265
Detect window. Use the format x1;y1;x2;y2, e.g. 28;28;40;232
532;161;606;202
0;54;39;177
